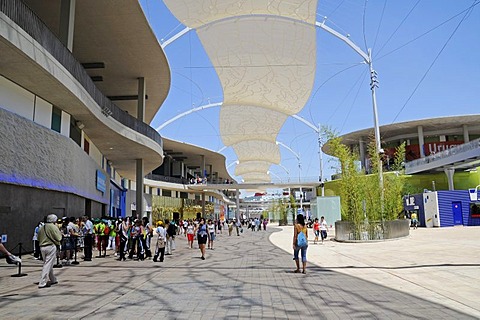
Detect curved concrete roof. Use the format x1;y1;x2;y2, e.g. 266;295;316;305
0;5;163;180
24;0;170;123
323;115;480;155
162;137;235;182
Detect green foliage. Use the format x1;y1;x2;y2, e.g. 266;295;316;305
325;129;406;227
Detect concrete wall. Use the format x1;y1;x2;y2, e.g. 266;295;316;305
0;183;105;253
0;107;110;252
0;107;109;204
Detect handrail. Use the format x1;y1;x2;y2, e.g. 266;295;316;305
0;0;162;148
405;138;480;169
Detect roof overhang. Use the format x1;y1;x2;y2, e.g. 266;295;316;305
23;0;171;123
324;115;480;155
162;137;235;182
0;10;163;179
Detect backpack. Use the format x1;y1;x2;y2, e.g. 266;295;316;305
167;223;176;237
104;225;110;236
297;227;307;247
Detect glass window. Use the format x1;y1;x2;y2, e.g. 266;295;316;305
51;106;61;132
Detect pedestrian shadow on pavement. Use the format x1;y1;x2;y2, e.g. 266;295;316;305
0;227;477;319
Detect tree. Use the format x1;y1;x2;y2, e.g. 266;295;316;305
324;127;407;239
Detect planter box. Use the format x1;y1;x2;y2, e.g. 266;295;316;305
335;219;410;242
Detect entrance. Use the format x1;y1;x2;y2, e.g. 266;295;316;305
452;201;463;225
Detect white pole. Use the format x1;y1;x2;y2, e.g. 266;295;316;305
318;124;324;196
368;49;384;221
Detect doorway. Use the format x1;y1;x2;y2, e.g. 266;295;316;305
452;201;463;225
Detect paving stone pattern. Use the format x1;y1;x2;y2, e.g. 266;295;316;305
0;227;475;319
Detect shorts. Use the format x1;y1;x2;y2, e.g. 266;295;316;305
187;234;194;242
198;234;208;245
314;230;320;237
209;232;215;241
321;230;327;240
293;245;308;262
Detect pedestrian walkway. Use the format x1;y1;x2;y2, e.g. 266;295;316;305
0;226;477;319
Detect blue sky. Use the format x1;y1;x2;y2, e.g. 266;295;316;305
141;0;480;184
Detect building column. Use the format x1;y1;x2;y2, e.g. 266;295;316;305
137;77;146;121
418;125;425;158
59;0;76;51
201;155;206;180
235;189;240;221
359;139;366;172
444;167;455;191
136;159;144;218
463;125;470;143
208;164;213;183
201;192;206;217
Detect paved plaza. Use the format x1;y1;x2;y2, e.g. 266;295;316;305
0;225;479;319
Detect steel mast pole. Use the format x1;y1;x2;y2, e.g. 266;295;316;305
318;124;324;196
368;49;384;221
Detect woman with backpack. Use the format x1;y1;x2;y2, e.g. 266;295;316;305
293;214;308;274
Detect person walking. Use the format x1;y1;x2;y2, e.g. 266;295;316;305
117;217;130;261
32;221;44;260
129;219;144;260
313;218;320;244
82;216;93;261
196;218;208;260
37;214;62;288
153;221;166;263
207;219;216;250
293;214;308;274
228;220;233;236
165;219;176;255
319;216;329;244
186;220;195;248
142;217;153;259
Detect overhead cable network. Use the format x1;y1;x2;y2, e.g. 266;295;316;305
390;1;478;124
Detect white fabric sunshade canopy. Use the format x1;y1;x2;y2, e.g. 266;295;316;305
163;0;318;183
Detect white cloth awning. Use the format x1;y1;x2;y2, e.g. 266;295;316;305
164;0;318;182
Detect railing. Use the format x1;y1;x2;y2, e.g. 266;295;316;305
406;138;480;170
0;0;162;148
146;174;188;185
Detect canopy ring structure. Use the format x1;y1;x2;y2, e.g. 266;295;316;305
160;0;381;187
156;102;317;184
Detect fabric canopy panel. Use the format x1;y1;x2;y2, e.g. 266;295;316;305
220;105;288;146
231;140;281;164
198;17;316;114
163;0;318;28
163;0;318;183
235;161;272;176
241;172;271;183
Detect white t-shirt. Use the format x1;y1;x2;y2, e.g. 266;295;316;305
156;226;166;240
320;220;328;231
187;225;195;235
207;224;215;233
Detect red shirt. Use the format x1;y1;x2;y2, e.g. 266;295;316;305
313;222;320;231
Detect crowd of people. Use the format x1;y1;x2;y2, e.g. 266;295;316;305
3;213;324;287
29;214;242;288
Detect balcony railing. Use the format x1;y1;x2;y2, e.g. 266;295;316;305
405;138;480;171
0;0;162;148
146;174;188;185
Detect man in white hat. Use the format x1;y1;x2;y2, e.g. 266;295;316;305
37;214;62;288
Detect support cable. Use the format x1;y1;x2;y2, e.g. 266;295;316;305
372;0;388;51
374;0;421;58
391;2;476;123
377;1;480;61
